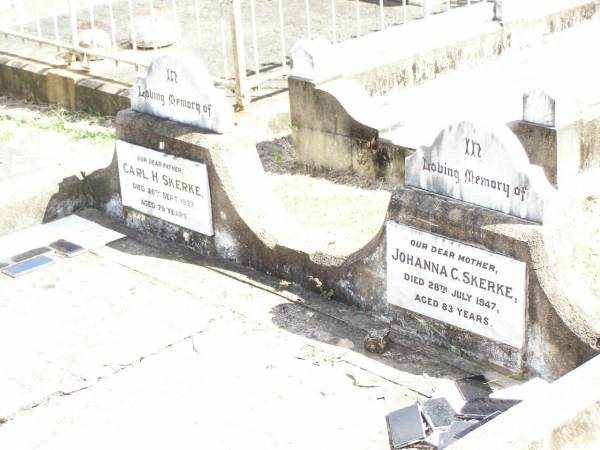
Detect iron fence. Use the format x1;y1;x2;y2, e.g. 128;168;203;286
0;0;486;108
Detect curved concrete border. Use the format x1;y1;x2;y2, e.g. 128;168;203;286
97;109;599;380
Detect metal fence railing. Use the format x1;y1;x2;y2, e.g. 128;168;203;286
0;0;486;109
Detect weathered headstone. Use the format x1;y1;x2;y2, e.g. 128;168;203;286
116;140;214;236
493;0;537;22
386;222;527;348
405;121;554;223
290;39;336;81
131;53;234;134
132;16;180;49
523;87;579;128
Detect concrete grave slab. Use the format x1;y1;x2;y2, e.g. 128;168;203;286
0;215;124;262
0;210;474;449
405;121;555;223
131;53;233;134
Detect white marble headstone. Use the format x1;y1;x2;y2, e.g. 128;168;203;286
116;140;214;236
131;53;234;134
405;121;554;223
523;87;579;128
387;222;527;348
290;39;336;81
493;0;539;21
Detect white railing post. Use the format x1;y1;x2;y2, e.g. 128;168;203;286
305;0;312;39
231;0;250;108
355;0;361;36
67;0;79;49
330;0;337;43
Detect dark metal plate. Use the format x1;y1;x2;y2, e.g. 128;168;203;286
2;255;55;278
421;397;456;429
10;247;53;263
386;403;427;449
49;239;87;257
459;398;519;419
454;375;493;401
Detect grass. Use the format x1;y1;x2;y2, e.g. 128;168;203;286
0;104;115;146
0;129;13;144
268;173;390;248
574;234;600;298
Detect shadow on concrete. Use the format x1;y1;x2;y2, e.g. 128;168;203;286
268;301;470;381
69;207;471;387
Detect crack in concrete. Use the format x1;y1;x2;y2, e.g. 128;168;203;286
93;244;444;395
0;325;211;427
339;358;431;399
82;242;448;404
294;340;431;398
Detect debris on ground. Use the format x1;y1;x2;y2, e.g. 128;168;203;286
364;328;390;354
385;374;548;449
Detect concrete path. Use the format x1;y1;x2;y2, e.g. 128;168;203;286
0;209;470;450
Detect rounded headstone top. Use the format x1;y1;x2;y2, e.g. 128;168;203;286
405;120;555;223
78;28;112;50
130;15;180;49
130;53;234;134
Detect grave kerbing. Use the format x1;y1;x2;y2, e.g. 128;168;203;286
131;53;234;134
405;121;555;223
109;108;600;380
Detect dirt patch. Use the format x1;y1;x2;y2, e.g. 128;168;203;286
256;135;397;191
256;135;392;248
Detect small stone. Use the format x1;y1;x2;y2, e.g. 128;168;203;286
363;328;389;354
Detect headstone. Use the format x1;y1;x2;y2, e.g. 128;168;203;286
405;121;554;223
131;53;234;134
132;15;180;49
290;39;335;81
78;28;112;51
116;140;214;236
493;0;537;22
386;222;527;348
523;87;579;128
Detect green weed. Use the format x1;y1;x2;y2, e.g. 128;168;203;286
0;107;114;145
308;276;334;300
575;239;600;297
271;147;284;167
0;129;13;144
